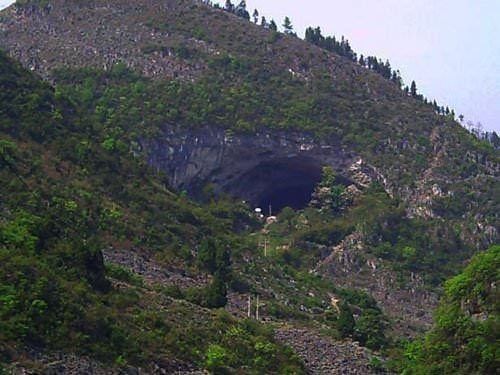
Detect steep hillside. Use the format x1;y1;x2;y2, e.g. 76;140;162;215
0;50;305;373
0;0;499;373
0;0;497;239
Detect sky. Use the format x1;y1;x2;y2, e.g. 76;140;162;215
1;0;499;132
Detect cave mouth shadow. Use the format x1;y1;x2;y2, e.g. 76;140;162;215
258;183;317;213
231;157;325;214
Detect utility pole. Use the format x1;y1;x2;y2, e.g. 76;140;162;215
256;295;260;321
268;204;272;217
247;295;251;318
259;237;269;257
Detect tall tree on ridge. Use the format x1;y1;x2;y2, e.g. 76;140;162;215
410;80;417;97
283;16;293;34
252;9;259;23
224;0;234;12
269;19;277;31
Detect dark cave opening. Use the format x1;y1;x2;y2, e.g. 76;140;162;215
258;183;317;213
229;157;324;213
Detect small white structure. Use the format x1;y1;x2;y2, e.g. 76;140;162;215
254;207;264;219
266;216;278;225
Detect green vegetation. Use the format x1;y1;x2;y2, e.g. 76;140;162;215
402;245;499;374
0;0;498;371
0;50;303;372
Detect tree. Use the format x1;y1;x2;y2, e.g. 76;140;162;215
197;238;231;281
317;166;347;212
488;131;500;148
305;26;323;45
358;54;365;67
282;16;293;34
337;302;355;337
235;1;249;20
205;344;228;372
269;19;277;31
205;274;228;308
391;70;402;87
224;0;234;12
278;206;295;230
319;166;336;188
198;238;217;274
252;8;259;23
353;308;388;349
410;80;417;97
260;16;267;27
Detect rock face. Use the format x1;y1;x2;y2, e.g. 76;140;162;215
143;126;383;210
0;0;205;81
317;232;438;337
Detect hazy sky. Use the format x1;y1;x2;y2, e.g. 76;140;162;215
1;0;499;132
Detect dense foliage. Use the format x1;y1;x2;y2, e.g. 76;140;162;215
402;245;499;374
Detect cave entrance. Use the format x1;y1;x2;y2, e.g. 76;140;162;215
258;184;317;213
231;157;324;214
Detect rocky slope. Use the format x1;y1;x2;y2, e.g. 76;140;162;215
275;328;376;375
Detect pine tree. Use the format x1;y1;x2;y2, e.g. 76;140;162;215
260;16;267;27
252;8;259;23
358;54;365;67
305;26;324;45
269;19;277;31
224;0;234;12
410;80;417;97
235;1;249;20
283;16;293;34
391;70;402;87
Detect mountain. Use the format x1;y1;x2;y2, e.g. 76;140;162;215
1;0;497;227
0;0;498;373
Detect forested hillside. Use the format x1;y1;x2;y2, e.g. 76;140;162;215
0;50;305;373
0;0;498;373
